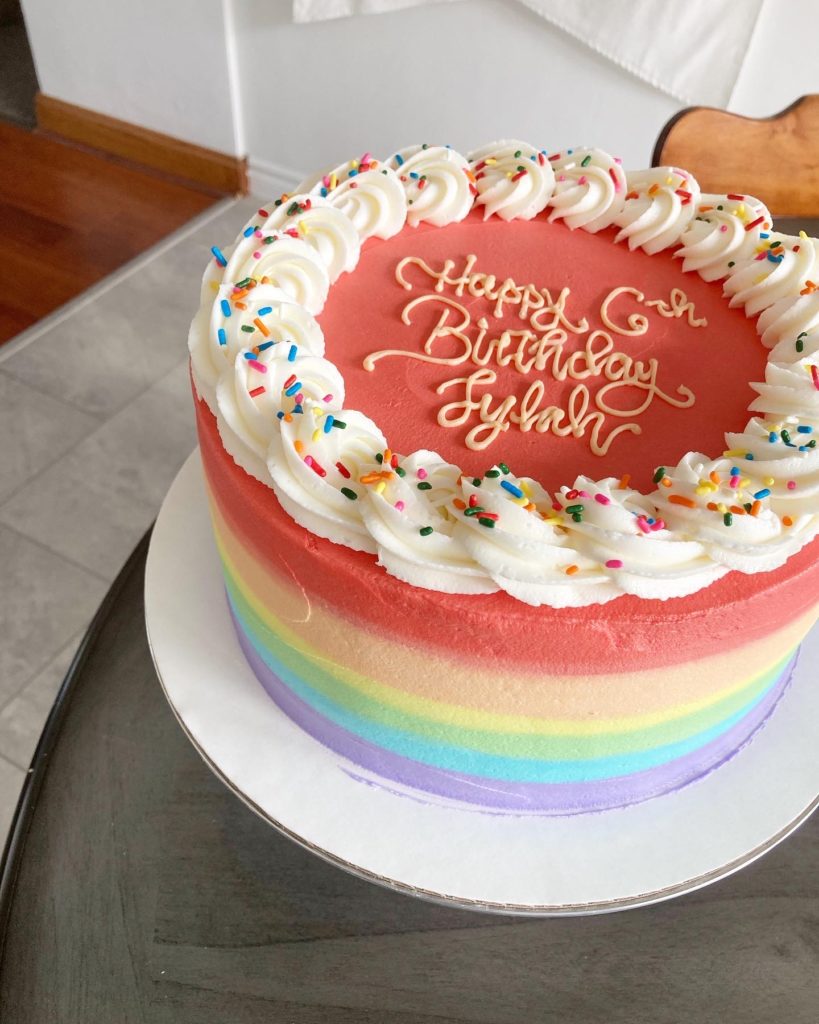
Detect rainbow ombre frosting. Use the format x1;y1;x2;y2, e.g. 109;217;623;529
198;401;818;813
189;141;819;815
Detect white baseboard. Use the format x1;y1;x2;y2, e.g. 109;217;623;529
247;157;303;199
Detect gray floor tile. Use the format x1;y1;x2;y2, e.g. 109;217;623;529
0;373;98;504
2;268;195;419
0;448;156;581
71;358;198;511
0;360;196;577
0;525;106;705
13;636;79;717
0;631;77;765
0;756;24;851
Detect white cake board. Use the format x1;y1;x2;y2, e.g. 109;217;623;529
145;452;819;916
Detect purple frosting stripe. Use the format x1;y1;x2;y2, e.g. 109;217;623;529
231;606;796;815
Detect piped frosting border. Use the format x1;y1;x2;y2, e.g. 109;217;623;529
189;141;819;607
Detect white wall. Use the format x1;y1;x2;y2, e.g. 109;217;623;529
21;0;242;155
730;2;819;113
19;0;819;189
233;0;681;196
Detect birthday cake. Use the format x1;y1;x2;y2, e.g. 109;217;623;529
189;142;819;814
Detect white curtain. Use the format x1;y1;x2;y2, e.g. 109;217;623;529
292;0;766;107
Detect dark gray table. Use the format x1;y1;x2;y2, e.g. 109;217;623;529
0;532;817;1022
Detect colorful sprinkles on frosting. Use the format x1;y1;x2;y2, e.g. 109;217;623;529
195;140;819;605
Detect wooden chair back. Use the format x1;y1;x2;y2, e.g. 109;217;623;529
653;95;819;217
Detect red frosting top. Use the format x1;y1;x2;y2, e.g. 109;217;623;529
319;210;766;492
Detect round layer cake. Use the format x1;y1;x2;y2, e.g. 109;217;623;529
189;142;819;814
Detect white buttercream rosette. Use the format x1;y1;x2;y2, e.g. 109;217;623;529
188;141;819;606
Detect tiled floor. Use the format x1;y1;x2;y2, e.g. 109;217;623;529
0;195;257;845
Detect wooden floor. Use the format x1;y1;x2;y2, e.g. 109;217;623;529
0;121;220;344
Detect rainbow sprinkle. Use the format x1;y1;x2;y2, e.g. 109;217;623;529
501;480;524;498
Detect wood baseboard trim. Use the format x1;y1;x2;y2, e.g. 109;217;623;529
35;93;247;196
